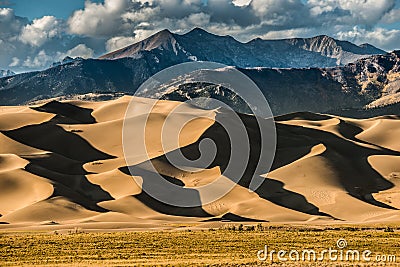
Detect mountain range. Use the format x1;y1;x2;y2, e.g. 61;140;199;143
100;28;385;68
0;28;398;117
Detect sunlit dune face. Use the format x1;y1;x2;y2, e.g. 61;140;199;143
0;97;400;227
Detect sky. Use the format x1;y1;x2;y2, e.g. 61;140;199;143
1;0;400;73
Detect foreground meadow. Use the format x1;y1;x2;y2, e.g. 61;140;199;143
1;225;400;266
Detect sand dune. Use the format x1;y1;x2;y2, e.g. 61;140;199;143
0;97;400;229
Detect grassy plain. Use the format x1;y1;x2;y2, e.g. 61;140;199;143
1;225;400;266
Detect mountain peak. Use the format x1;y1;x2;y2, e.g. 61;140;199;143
146;28;176;45
312;34;333;40
187;27;211;35
183;27;221;38
99;28;386;65
359;43;371;47
306;35;338;44
359;43;386;53
154;29;174;38
99;29;177;60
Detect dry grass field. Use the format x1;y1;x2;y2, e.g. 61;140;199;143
1;225;400;266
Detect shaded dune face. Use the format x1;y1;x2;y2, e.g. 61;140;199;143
161;114;331;218
2;102;114;214
275;123;398;210
119;165;212;218
0;97;400;227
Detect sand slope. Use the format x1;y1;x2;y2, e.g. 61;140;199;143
0;97;400;228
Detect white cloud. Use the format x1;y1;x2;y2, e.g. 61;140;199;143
157;0;202;18
336;26;400;51
9;57;19;67
0;7;13;22
64;44;94;59
19;16;60;46
381;8;400;24
260;28;317;40
337;0;395;25
106;35;139;52
68;0;128;37
0;7;12;17
185;12;210;25
307;0;395;26
22;50;54;68
1;0;400;72
0;8;28;36
106;12;210;52
65;0;400;53
233;0;251;6
251;0;305;18
122;6;160;24
13;44;94;71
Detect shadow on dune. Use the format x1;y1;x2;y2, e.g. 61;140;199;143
31;100;96;124
164;111;400;217
204;213;267;222
21;153;88;175
337;119;400;155
276;121;399;210
25;162;112;212
272;126;320;171
5;100;213;218
2;123;112;162
1;101;115;213
275;112;333;122
119;165;212;217
158;113;335;218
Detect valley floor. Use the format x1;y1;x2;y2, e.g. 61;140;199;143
1;225;400;266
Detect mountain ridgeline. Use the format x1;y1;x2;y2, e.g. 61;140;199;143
0;28;398;117
100;28;385;68
156;50;400;116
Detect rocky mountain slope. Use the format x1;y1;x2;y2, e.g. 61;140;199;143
100;28;385;68
154;50;400;117
0;52;168;105
0;70;15;78
1;51;398;117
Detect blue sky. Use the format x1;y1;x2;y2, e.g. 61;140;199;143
1;0;400;73
2;0;104;20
